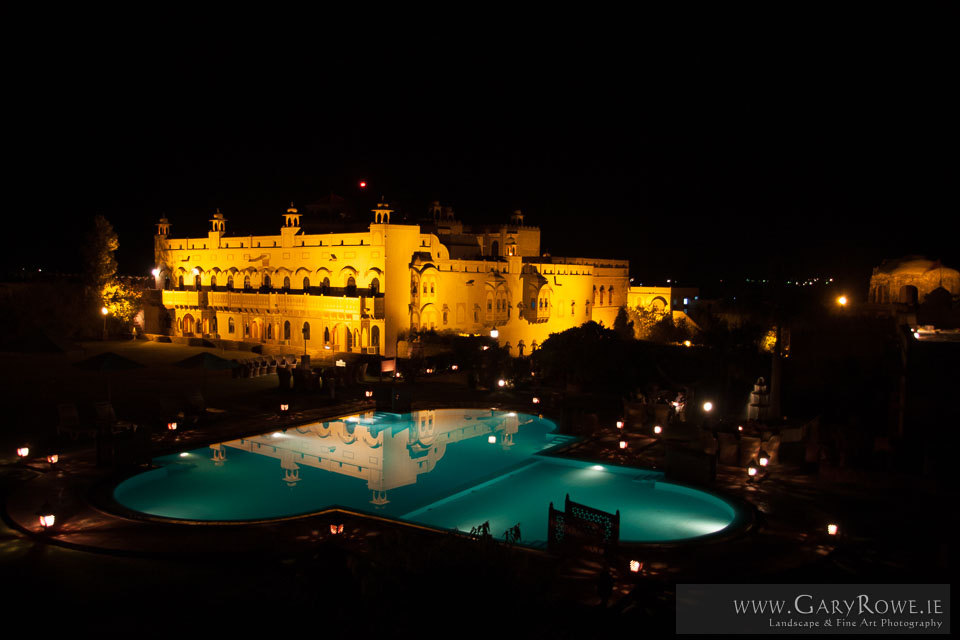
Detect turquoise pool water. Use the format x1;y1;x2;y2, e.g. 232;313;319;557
113;409;739;543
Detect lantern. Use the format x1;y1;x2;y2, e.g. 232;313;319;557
616;420;624;429
628;560;642;573
532;396;540;404
827;524;838;536
167;422;177;431
451;364;459;371
38;513;55;529
747;460;759;477
619;440;628;449
759;450;770;467
703;401;713;412
330;524;344;535
46;454;59;466
16;446;29;458
497;379;506;387
488;435;496;444
280;403;289;413
653;425;662;435
365;390;374;398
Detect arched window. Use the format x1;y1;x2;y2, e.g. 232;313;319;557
178;275;184;289
267;323;273;340
302;322;310;341
283;276;290;290
491;240;499;256
228;317;235;334
571;300;576;315
370;277;379;294
430;283;435;294
244;321;250;337
371;326;380;347
303;277;310;291
283;321;291;340
163;276;171;290
608;287;614;305
263;274;272;289
177;317;183;331
322;277;330;293
346;276;356;295
243;275;251;290
354;329;360;349
423;283;428;294
211;318;218;333
443;310;448;325
194;275;201;289
346;329;353;350
324;327;331;345
227;275;234;289
488;299;493;311
210;275;217;288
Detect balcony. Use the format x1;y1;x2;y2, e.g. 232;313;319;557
161;290;205;308
207;291;363;317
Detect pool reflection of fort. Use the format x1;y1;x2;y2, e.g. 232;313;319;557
209;410;523;504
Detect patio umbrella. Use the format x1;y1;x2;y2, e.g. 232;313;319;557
173;352;238;393
72;351;146;401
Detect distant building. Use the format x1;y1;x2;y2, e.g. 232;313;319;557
627;286;699;315
150;202;630;357
868;256;959;305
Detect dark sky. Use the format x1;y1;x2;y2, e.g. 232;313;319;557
7;26;954;293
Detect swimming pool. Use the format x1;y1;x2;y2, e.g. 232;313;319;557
113;409;741;544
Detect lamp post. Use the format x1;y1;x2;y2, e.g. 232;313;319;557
101;306;109;341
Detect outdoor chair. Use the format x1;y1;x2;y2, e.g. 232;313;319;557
739;436;762;467
93;401;138;434
184;391;227;423
763;434;781;465
717;432;739;466
57;402;99;440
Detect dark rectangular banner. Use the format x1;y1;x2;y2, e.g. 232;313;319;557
677;584;950;634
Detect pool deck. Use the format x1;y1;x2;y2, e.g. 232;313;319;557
2;383;952;623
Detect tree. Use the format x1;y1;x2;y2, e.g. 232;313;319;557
82;215;119;296
628;305;667;340
612;307;635;341
101;280;143;324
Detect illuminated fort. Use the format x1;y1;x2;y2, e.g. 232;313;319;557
151;200;685;357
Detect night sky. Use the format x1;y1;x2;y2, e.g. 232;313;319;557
7;27;954;295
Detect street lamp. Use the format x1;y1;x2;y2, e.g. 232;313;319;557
837;295;848;307
101;306;109;341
